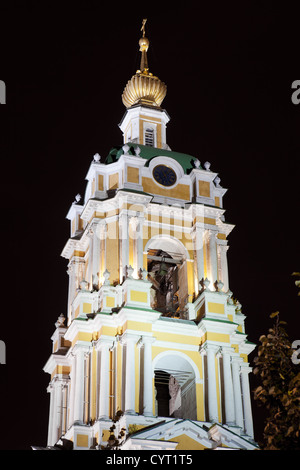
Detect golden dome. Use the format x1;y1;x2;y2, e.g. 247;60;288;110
122;72;167;108
122;19;167;109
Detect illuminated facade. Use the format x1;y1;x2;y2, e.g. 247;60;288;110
42;21;258;450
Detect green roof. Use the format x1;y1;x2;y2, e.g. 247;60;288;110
159;316;196;325
202;316;238;324
105;143;200;174
122;305;161;314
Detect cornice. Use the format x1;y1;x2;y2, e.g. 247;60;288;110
198;317;238;336
216;218;235;236
153;317;198;336
239;340;256;356
190;167;219;182
80;197;119;222
117;306;161;324
85;160;107;182
61;236;88;260
119;104;170;129
208;424;259;450
43;352;70;375
63;316;95;343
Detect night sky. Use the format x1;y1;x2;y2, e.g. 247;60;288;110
0;2;299;450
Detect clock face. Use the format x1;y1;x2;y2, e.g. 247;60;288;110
153;164;177;187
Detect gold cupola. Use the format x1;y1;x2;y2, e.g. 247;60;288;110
122;19;167;109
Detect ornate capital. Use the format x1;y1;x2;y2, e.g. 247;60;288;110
140;335;156;346
119;331;141;345
94;336;114;351
200;343;221;355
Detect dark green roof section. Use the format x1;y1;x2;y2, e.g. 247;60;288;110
118;188;153;197
201;317;239;326
105;143;200;174
122;305;161;314
159;316;196;326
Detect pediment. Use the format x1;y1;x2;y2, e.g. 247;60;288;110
127;419;259;451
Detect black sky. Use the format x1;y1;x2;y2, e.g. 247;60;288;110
0;1;299;450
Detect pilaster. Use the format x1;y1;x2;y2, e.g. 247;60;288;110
231;356;244;430
141;336;156;417
221;347;235;426
120;332;141;415
72;342;90;425
240;364;254;438
94;336;114;420
201;343;220;423
208;229;218;288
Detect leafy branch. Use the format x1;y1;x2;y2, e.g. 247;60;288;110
253;308;300;450
101;410;126;450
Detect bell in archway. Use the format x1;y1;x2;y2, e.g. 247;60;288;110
158;261;168;277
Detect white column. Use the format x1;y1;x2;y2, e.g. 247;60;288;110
61;382;68;435
142;336;155;417
67;263;74;320
137;215;145;275
209;230;218;287
68;353;76;426
120;213;129;281
102;221;108;283
232;357;244;429
219;244;229;292
123;333;139;415
67;258;85;320
241;366;254;438
206;345;219;423
194;227;204;285
222;349;235;425
54;379;63;440
129;216;138;276
87;229;93;289
47;383;55;446
73;346;86;424
92;223;100;289
97;339;112;420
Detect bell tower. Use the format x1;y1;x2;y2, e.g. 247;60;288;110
42;20;258;451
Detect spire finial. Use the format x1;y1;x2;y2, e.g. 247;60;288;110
121;18;167;108
138;18;149;74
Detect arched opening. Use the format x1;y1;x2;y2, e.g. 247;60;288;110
146;236;189;319
153;354;197;420
154;371;182;418
148;249;180;316
154;370;171;417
